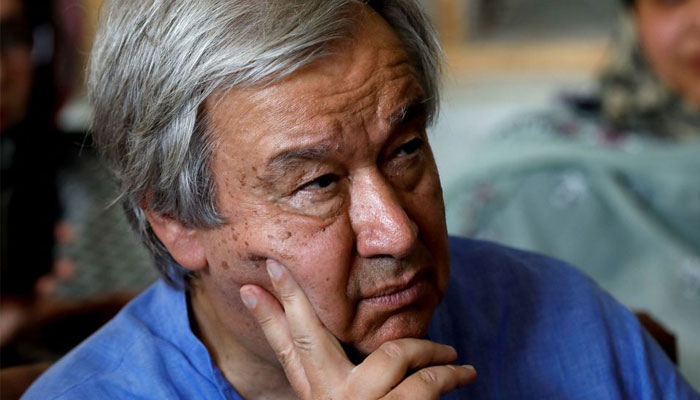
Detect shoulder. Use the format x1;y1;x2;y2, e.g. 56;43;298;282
440;236;698;399
444;236;605;341
447;235;588;292
445;236;644;327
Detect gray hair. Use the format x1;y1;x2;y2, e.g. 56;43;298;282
88;0;443;289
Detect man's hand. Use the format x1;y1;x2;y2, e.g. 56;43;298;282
239;259;476;399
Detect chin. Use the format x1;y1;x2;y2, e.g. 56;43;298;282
351;307;435;357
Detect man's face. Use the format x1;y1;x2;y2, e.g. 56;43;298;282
195;10;449;356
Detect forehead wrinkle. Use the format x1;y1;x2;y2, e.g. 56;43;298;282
246;25;417;136
307;72;426;165
299;35;413;114
315;47;410;99
313;57;423;130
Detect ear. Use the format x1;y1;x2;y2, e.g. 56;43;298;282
145;211;208;271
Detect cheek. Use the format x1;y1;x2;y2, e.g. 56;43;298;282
270;216;355;291
255;214;359;330
409;164;450;285
637;9;684;82
410;161;446;233
200;225;269;293
206;210;357;312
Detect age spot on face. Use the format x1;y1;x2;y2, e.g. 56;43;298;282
221;261;230;270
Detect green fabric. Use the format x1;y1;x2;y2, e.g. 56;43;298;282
445;120;700;389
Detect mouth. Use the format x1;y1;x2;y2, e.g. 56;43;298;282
361;270;429;309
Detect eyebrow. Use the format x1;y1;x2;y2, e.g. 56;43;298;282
386;99;428;133
258;141;338;184
268;142;336;168
257;98;428;184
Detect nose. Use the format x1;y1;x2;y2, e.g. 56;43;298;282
349;169;418;259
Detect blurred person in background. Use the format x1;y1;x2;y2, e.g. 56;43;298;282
1;0;61;352
1;2;157;384
446;0;700;389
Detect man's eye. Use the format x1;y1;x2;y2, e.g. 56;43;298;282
299;174;338;191
396;138;424;156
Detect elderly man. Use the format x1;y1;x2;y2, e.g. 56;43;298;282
24;0;697;399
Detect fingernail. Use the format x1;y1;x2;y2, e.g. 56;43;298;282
266;259;284;281
240;290;257;309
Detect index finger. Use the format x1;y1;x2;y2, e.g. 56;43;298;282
240;284;311;398
265;259;353;386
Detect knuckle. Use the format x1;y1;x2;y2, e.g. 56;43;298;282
379;341;404;360
279;290;297;303
276;345;297;368
416;368;440;386
292;334;314;353
256;314;276;330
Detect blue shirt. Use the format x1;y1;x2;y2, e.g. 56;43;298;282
23;237;699;399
